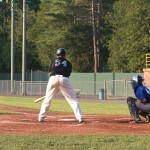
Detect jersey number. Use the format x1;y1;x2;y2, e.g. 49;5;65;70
55;60;67;67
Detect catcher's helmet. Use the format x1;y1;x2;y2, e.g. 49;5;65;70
56;48;66;57
131;75;144;89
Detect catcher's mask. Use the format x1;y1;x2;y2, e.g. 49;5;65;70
56;48;66;57
131;75;144;89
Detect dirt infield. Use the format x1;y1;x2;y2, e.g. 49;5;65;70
1;105;150;135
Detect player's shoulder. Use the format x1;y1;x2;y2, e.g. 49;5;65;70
50;59;56;63
138;85;145;89
138;85;148;91
63;58;71;63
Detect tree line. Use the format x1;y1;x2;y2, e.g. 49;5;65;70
0;0;149;73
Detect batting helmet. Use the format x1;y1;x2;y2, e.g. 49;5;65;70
131;75;144;89
56;48;66;57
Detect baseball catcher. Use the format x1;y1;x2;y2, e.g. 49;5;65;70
127;75;150;123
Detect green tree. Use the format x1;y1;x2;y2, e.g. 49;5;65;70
33;0;94;72
105;0;150;72
14;6;42;72
14;0;41;72
0;0;41;72
0;0;115;73
0;1;11;72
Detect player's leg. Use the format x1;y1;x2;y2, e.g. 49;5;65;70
138;111;150;122
38;76;59;122
127;96;141;122
59;77;85;123
135;102;150;112
135;102;150;122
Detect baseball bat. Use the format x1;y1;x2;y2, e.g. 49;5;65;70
34;96;45;103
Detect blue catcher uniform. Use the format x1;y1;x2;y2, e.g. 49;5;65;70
135;85;150;103
134;85;150;112
127;75;150;123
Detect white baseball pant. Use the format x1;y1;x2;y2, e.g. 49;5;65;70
38;75;84;121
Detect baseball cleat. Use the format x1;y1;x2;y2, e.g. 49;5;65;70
79;118;85;123
129;120;141;124
129;118;141;124
145;115;150;123
38;117;45;122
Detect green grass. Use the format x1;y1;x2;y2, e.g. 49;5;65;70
0;134;150;150
0;110;21;114
0;96;129;115
1;96;149;150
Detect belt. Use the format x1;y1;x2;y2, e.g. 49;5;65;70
55;75;63;77
51;75;68;78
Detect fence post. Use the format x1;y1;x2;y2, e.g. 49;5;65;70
20;80;22;95
104;80;106;99
124;79;126;98
94;73;96;95
7;80;9;94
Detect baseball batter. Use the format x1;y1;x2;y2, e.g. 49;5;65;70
38;48;85;123
127;75;150;123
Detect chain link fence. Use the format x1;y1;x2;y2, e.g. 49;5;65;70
0;80;137;99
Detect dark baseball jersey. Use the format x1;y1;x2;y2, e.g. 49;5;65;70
49;57;72;77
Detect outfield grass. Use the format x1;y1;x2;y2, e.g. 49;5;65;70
0;96;150;150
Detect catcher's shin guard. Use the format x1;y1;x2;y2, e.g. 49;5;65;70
127;97;141;121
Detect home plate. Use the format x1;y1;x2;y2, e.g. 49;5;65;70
57;118;76;122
